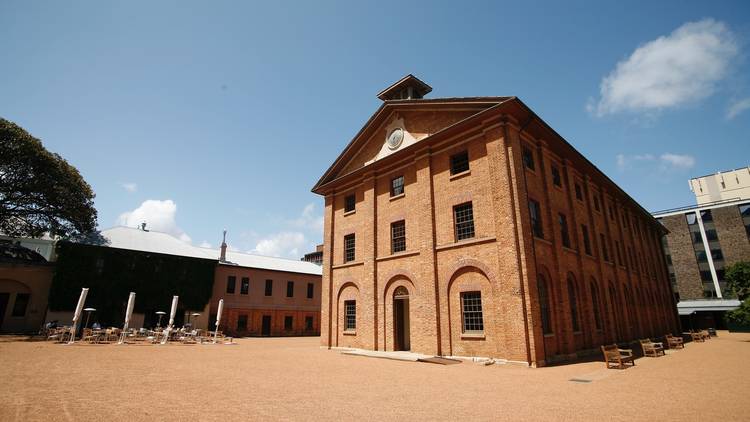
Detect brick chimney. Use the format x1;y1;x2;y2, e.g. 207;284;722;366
219;230;227;262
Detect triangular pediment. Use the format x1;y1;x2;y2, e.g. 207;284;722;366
313;99;506;192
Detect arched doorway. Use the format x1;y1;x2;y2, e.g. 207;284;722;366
393;286;410;351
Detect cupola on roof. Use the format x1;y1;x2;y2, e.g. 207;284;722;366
377;74;432;101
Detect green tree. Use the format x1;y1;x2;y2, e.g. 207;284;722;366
725;261;750;301
0;118;99;239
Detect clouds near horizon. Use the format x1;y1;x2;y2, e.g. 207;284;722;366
116;199;191;243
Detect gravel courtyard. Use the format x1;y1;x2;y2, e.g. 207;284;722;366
1;332;749;421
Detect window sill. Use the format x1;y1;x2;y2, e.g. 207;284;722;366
461;333;485;340
584;253;597;262
543;333;555;338
343;210;355;217
533;236;552;246
449;170;471;181
332;261;364;270
562;246;578;255
376;250;420;262
389;193;405;201
436;236;496;251
343;330;356;336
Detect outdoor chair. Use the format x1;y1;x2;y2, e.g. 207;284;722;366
665;334;684;349
602;344;635;369
639;339;665;357
690;331;705;342
700;330;710;340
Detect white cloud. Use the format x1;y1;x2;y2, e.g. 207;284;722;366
288;203;324;234
121;182;138;193
251;232;309;258
592;18;737;116
199;241;212;248
617;152;695;172
659;153;696;169
726;97;750;120
116;199;192;243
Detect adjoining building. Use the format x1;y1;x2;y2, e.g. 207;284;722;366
312;75;679;366
0;239;55;333
302;244;324;266
654;167;750;329
43;226;322;336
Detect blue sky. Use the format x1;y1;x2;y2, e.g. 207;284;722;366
2;1;749;258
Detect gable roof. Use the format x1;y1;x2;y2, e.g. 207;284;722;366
101;226;322;276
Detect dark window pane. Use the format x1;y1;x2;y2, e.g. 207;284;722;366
591;283;602;330
568;280;580;332
575;183;583;201
538;276;553;334
522;147;535;170
391;220;406;253
237;314;248;331
344;194;356;213
286;281;294;298
391;176;404;197
344;300;356;331
461;292;484;333
593;195;601;211
344;234;356;262
581;225;592;255
307;283;314;299
551;166;561;187
453;202;475;241
305;316;313;330
226;276;236;294
450;151;470;175
240;277;249;295
265;279;273;296
11;293;30;317
600;233;609;262
284;316;293;331
559;213;571;248
529;199;544;239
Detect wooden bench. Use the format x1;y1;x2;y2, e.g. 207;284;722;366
665;334;684;349
601;344;635;369
639;339;665;357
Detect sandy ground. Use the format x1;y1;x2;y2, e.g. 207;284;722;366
1;332;749;421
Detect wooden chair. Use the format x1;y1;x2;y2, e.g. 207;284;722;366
700;330;710;340
665;334;684;349
639;339;665;357
690;331;705;342
601;344;635;369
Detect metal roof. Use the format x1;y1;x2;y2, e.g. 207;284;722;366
676;299;741;315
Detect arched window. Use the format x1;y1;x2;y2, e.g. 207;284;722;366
590;281;603;330
537;274;553;334
568;278;580;332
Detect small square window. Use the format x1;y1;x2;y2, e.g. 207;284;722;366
551;166;562;187
453;202;475;241
522;147;535;170
391;175;404;197
391;220;406;253
344;300;356;331
286;281;294;298
226;276;236;294
265;279;273;296
450;151;469;175
344;234;356;262
344;194;356;213
307;283;314;299
575;183;583;201
240;277;249;295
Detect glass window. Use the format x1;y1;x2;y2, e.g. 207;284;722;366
454;202;475;241
591;282;602;330
344;300;356;331
537;275;553;334
286;281;294;298
240;277;249;295
461;292;484;333
559;213;571;248
265;279;273;296
305;316;313;330
575;183;583;201
344;234;356;262
600;233;609;262
522;147;535;170
11;293;30;317
344;194;356;213
529;199;544;239
581;225;592;255
568;279;580;332
236;314;248;331
391;175;404;197
284;316;293;331
685;213;697;225
307;283;314;299
551;165;562;187
391;220;406;253
450;151;470;175
593;195;601;212
226;276;236;294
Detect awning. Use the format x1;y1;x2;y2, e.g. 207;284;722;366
677;299;741;315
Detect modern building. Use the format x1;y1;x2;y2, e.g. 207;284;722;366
0;240;54;333
45;226;322;336
312;75;678;366
689;167;750;205
654;170;749;329
302;244;324;266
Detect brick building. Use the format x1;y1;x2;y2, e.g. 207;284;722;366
654;168;749;329
312;75;679;366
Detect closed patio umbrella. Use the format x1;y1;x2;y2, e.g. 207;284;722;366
213;299;224;344
118;292;136;344
67;288;89;344
160;295;179;344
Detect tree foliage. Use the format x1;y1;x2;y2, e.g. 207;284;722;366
0;118;98;238
726;261;750;301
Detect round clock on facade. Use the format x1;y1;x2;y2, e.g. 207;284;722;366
387;128;404;150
